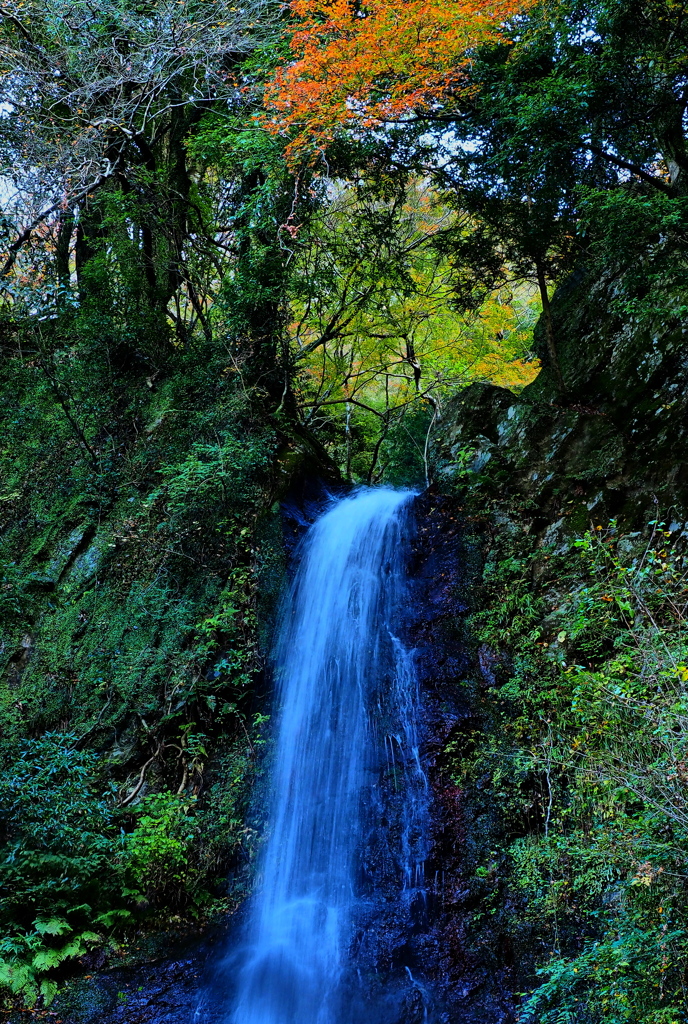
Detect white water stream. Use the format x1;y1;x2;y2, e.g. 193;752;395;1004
230;488;426;1024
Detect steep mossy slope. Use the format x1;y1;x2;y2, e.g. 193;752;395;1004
431;264;688;1022
0;337;332;1005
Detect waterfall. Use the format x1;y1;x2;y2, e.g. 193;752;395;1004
230;487;427;1024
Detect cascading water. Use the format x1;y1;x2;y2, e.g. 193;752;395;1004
229;487;431;1024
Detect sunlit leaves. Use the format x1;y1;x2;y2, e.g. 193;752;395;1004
289;175;539;479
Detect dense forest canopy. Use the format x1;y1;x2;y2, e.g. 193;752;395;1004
1;0;688;1019
1;0;686;439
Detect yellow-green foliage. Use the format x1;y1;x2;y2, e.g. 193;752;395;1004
126;793;201;904
289;177;541;483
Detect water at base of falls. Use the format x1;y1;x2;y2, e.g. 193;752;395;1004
227;487;432;1024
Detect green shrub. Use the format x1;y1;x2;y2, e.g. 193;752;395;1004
0;734;126;1006
0;732;249;1006
454;521;688;1024
125;793;203;909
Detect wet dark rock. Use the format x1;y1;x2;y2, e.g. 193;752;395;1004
324;490;520;1024
45;927;236;1024
403;493;519;1024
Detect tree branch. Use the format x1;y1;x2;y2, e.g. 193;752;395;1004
0;169;115;279
588;144;674;195
0;5;39;46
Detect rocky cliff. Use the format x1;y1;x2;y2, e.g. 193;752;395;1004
426;263;688;1022
433;263;688;539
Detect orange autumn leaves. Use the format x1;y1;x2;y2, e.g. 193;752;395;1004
265;0;536;157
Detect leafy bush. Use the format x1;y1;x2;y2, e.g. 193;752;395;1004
0;732;249;1006
457;520;688;1024
125;792;203;909
153;430;274;533
0;734;126;1006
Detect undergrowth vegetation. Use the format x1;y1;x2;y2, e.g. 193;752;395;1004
454;514;688;1023
0;334;282;1006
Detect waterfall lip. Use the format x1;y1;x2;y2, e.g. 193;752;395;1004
283;485;419;551
224;485;431;1024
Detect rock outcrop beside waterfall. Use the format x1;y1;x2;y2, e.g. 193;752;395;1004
432;264;688;537
425;263;688;1022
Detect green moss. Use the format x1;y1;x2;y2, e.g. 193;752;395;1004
0;337;285;1006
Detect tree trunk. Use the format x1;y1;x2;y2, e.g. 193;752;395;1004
535;259;566;395
55;210;74;302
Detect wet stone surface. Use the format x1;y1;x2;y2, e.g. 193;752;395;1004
44;934;223;1024
393;491;517;1024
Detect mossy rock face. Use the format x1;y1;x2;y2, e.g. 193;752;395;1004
430;263;688;1024
433;261;688;535
0;336;339;1001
